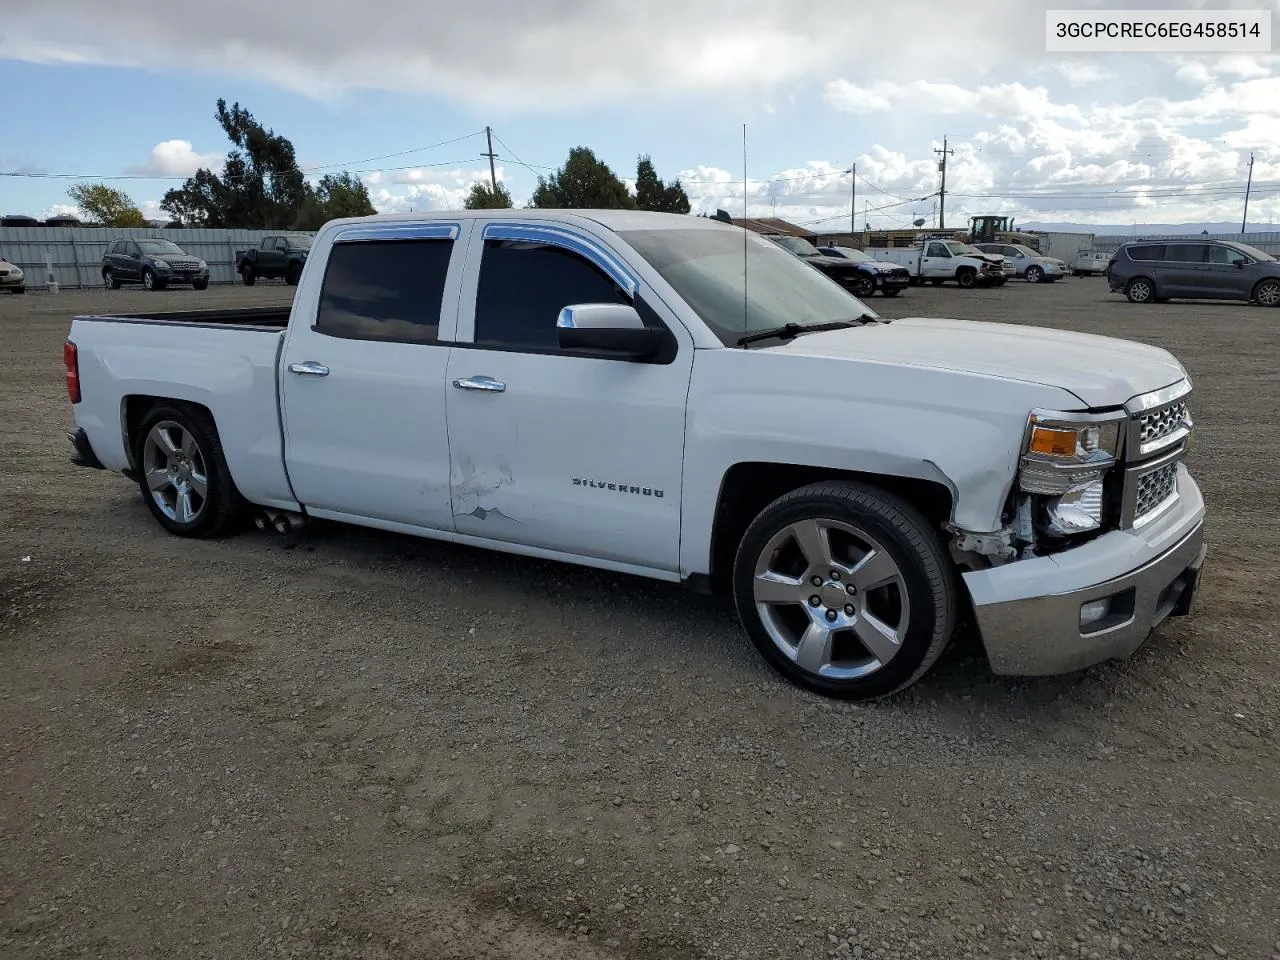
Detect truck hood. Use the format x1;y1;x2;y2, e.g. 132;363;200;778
768;316;1186;408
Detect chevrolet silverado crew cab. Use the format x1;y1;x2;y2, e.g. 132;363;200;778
63;210;1207;701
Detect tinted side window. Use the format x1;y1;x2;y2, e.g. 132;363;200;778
1207;244;1240;265
474;240;631;351
315;239;453;344
926;242;950;258
1126;244;1165;261
1165;244;1206;263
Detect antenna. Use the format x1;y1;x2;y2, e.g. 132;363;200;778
743;122;748;331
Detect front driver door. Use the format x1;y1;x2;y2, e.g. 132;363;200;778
922;242;951;278
444;221;692;573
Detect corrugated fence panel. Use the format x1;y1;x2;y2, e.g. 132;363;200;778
1093;231;1280;255
0;227;317;289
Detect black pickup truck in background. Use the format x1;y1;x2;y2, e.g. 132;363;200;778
234;234;313;286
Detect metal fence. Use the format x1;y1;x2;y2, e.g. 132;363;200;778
1093;231;1280;256
0;226;318;289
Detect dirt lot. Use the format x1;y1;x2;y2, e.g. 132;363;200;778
1;277;1277;960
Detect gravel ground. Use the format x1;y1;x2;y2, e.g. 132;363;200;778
1;278;1277;960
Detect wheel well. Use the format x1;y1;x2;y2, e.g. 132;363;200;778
123;395;216;467
706;462;954;596
1252;277;1279;297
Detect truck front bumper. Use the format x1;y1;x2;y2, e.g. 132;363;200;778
962;467;1206;675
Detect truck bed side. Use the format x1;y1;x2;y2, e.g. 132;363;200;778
68;313;299;511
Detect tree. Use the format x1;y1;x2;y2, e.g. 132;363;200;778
634;155;691;214
529;147;635;209
161;99;308;228
464;180;513;209
293;172;378;230
67;183;148;227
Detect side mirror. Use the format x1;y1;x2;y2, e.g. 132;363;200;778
556;303;665;360
1235;260;1245;268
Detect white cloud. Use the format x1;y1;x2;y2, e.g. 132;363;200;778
130;140;223;177
364;165;514;212
825;79;1082;121
1049;60;1115;86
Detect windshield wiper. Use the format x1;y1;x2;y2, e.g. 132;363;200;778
736;316;877;347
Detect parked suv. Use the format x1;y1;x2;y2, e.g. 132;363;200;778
103;238;209;291
765;234;910;297
1107;238;1280;306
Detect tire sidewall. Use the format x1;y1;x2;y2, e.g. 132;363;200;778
103;269;114;289
1026;266;1042;283
1126;277;1153;303
732;487;951;700
957;269;975;288
1255;279;1280;306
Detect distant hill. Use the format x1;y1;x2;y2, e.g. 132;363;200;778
1020;220;1278;236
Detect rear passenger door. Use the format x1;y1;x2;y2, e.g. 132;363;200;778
279;221;465;532
119;240;143;281
1157;243;1207;297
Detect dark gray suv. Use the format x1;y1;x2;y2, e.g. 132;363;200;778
1107;238;1280;306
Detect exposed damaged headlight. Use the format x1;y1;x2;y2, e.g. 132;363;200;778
1041;478;1105;535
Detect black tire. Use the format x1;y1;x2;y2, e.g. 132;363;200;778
142;268;164;291
12;286;25;294
193;279;209;291
1025;265;1044;283
956;268;977;289
103;268;122;290
852;275;875;298
134;403;245;538
881;288;901;297
993;277;1007;285
1125;277;1155;303
285;262;302;286
732;480;957;701
1253;278;1280;307
241;265;256;286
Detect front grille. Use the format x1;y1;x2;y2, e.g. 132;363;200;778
1138;399;1190;454
1134;461;1178;521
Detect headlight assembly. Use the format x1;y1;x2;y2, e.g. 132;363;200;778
1019;411;1122;496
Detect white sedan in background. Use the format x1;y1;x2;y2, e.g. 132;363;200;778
973;242;1066;283
0;255;25;294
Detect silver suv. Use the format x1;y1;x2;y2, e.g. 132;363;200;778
1107;238;1280;306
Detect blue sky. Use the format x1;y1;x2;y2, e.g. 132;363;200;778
3;0;1279;230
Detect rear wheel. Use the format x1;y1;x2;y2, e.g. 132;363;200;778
1125;277;1155;303
103;268;121;290
135;403;244;538
241;265;256;286
732;481;956;701
1254;278;1280;306
285;262;302;286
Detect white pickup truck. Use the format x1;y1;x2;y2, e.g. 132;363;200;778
870;239;1009;288
64;210;1207;700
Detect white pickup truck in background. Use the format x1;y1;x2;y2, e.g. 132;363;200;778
869;239;1009;288
64;210;1207;700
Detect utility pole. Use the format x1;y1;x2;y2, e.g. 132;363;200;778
483;126;499;191
863;200;868;232
850;162;856;239
1241;151;1254;234
934;136;954;230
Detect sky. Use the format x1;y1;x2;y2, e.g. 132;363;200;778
2;0;1280;233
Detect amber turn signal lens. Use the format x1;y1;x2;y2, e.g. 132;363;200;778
1029;425;1077;458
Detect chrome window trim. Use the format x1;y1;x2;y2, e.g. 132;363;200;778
333;222;460;243
481;222;639;299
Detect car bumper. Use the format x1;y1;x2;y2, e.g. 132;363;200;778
0;275;24;287
68;427;106;470
963;466;1206;675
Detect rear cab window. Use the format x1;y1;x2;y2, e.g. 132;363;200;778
315;238;454;344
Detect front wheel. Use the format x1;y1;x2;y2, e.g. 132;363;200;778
1125;277;1155;303
135;403;245;537
192;279;209;291
1025;265;1044;283
956;269;977;289
852;276;875;298
732;481;956;701
881;288;901;297
1254;278;1280;306
142;268;164;291
241;266;256;286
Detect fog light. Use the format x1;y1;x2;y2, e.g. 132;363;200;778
1080;598;1111;628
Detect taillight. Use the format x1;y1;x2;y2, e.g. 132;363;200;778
64;340;81;403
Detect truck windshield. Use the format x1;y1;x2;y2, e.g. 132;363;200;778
768;236;822;257
618;227;877;346
138;240;186;256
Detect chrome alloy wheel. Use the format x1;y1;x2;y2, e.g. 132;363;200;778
141;421;209;524
751;518;910;680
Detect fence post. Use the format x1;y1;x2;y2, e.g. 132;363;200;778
46;253;59;295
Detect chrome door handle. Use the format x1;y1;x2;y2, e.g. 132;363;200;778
289;361;329;377
452;376;506;393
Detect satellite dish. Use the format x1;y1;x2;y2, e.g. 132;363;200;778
913;218;926;227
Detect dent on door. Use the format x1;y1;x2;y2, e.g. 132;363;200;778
451;452;520;524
